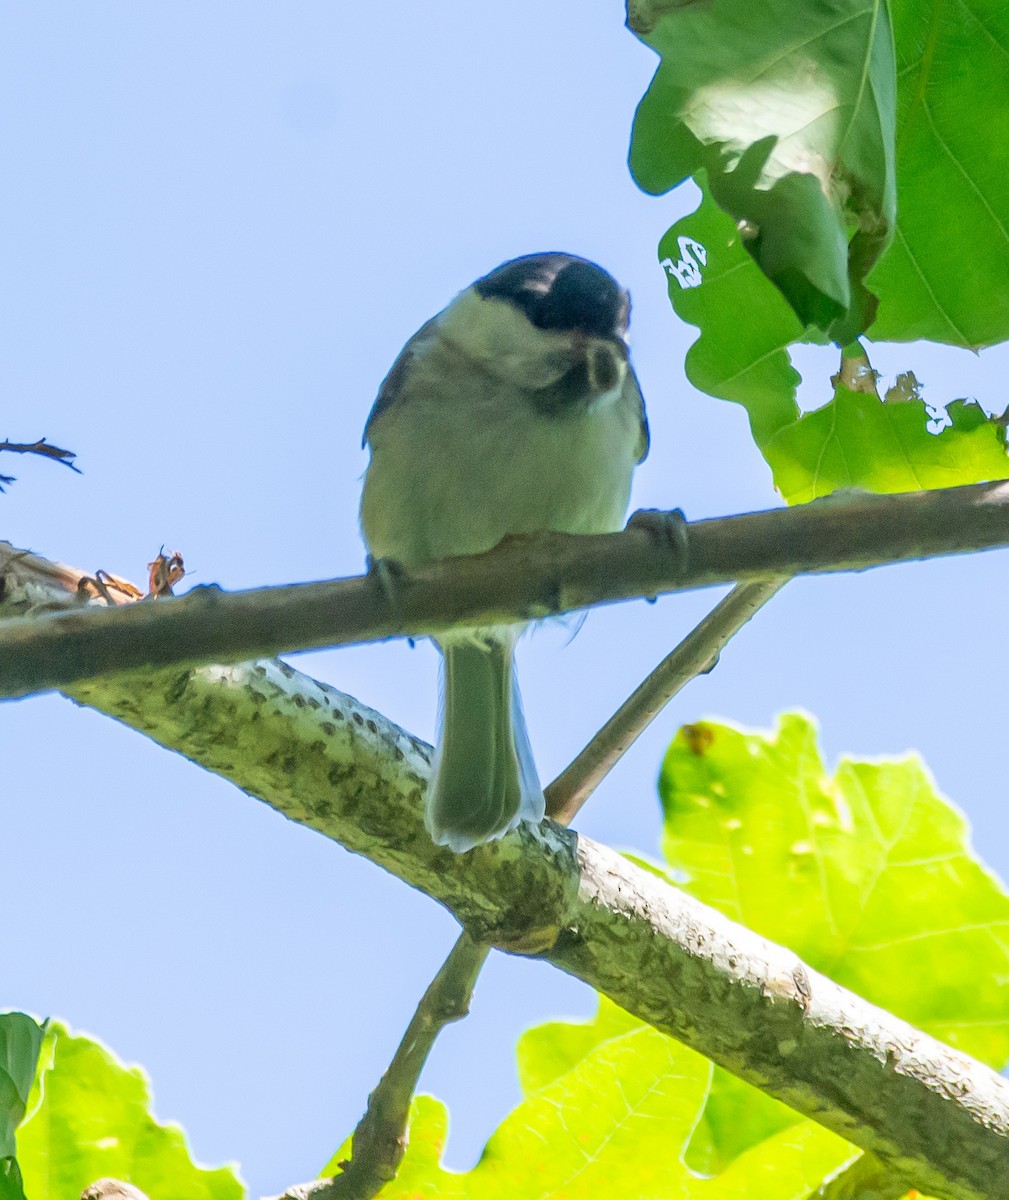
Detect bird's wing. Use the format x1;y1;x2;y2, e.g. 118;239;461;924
362;316;440;446
625;363;650;463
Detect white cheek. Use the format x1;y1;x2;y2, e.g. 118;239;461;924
439;292;573;388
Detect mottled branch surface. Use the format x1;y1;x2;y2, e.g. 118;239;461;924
3;546;1007;1200
288;578;788;1200
3;479;1009;700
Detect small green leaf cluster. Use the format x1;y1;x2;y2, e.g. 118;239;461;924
630;1;1009;499
1;1018;241;1200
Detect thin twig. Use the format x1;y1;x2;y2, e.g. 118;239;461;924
296;935;490;1200
0;438;79;490
546;577;788;824
3;480;1009;700
289;581;790;1199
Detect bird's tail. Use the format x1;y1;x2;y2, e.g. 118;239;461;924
428;633;545;852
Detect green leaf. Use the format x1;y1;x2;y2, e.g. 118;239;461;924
683;1069;799;1178
329;711;1009;1194
0;1016;45;1158
640;1;1009;494
0;1015;45;1200
634;0;1009;349
629;0;897;339
16;1023;243;1200
657;178;807;446
765;388;1009;502
518;997;801;1180
660;712;1009;1070
655;712;1009;1179
326;1029;856;1199
515;995;638;1095
516;986;801;1180
658;179;1009;499
868;0;1009;348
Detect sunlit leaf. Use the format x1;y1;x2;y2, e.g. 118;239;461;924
324;1027;855;1198
630;0;896;340
640;1;1009;494
868;0;1009;348
16;1024;243;1200
660;712;1009;1069
765;389;1009;502
652;711;1009;1183
515;996;637;1096
519;997;801;1181
0;1015;45;1200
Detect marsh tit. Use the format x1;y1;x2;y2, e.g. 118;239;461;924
360;253;649;851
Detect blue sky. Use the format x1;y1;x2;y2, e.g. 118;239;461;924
3;3;1008;1196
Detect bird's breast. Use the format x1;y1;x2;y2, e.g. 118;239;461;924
360;348;640;567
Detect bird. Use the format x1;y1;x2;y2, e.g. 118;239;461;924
360;253;649;851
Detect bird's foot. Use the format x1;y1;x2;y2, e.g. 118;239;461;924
629;507;689;553
627;508;690;599
367;555;414;645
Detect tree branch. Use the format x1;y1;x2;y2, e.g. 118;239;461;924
293;578;790;1199
816;1152;913;1199
0;438;79;489
2;479;1009;700
290;935;490;1200
3;546;1006;1200
80;1181;151;1200
546;577;788;824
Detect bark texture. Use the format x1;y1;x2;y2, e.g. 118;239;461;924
4;542;1009;1199
2;479;1009;700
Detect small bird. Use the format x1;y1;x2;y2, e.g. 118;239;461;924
360;253;649;851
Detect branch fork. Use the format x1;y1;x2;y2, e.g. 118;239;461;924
4;483;1009;1200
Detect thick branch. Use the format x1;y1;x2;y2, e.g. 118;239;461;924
817;1152;912;1199
80;1182;150;1200
305;580;791;1200
2;479;1009;700
4;549;1006;1200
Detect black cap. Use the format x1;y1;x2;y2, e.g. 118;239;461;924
475;253;627;339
